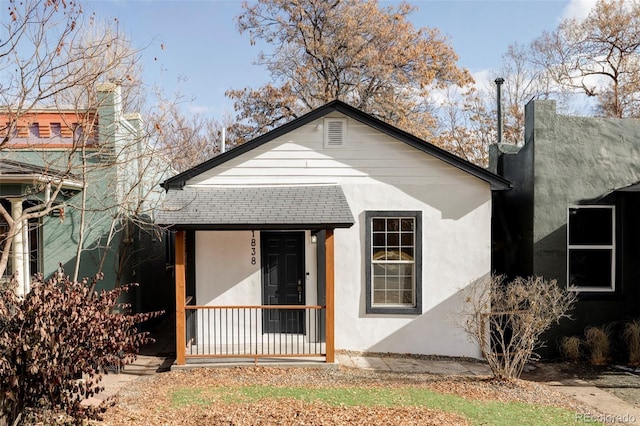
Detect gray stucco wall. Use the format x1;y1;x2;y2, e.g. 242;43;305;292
496;100;640;358
530;101;640;285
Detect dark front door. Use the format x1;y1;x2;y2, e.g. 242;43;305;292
262;232;305;333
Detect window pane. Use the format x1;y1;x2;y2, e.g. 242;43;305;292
373;276;386;291
373;264;386;276
568;207;613;245
386;250;404;260
387;218;400;231
399;263;413;278
401;232;413;246
373;290;386;304
387;232;399;247
373;249;386;261
387;276;400;290
373;233;385;246
401;218;414;231
373;219;385;232
569;249;612;289
400;247;413;260
401;276;413;291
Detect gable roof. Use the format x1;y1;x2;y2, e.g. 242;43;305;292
161;100;511;191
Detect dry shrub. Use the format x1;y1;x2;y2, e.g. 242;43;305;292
584;326;611;366
559;336;583;362
460;275;577;381
622;320;640;366
0;273;162;425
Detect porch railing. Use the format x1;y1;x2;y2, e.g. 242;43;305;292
183;305;326;361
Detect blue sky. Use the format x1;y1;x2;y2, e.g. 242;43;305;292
84;0;596;119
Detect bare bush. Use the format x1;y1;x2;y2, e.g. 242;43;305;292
460;275;577;381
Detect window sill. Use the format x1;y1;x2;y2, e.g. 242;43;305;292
367;306;422;315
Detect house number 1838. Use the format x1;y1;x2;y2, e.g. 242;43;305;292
250;231;256;265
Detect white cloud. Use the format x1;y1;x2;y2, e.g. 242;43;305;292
561;0;598;21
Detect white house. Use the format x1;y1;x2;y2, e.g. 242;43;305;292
157;101;510;365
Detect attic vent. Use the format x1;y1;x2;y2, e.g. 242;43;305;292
324;118;346;148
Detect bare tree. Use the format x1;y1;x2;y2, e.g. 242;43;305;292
0;1;85;286
531;0;640;118
227;0;472;142
436;42;557;163
495;43;555;144
435;86;495;166
0;1;172;291
150;91;238;172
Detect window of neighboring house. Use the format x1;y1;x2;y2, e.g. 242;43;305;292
0;215;42;281
366;211;422;314
28;219;41;276
28;123;39;138
567;205;615;292
50;123;62;138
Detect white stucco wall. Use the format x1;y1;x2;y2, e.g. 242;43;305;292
189;114;492;358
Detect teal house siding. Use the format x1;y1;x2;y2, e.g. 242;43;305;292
1;84;173;313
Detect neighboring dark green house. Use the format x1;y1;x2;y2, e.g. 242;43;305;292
0;83;174;314
491;99;640;358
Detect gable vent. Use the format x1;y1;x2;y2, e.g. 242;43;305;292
324;118;346;148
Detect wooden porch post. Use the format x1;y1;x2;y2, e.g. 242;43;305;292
175;230;186;365
325;229;335;363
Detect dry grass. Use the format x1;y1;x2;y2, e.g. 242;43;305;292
622;320;640;366
559;336;582;362
585;326;611;366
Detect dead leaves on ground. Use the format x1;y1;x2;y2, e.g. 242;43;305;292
96;366;586;425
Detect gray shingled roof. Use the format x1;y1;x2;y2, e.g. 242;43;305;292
156;185;355;230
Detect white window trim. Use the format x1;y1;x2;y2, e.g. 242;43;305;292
567;205;615;292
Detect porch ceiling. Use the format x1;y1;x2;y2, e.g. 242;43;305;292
156;185;355;230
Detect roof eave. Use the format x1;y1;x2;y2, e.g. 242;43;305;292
157;222;354;231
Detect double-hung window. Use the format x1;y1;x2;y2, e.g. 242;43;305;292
366;211;422;314
567;205;615;292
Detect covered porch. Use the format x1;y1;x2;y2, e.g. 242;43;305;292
158;185;355;365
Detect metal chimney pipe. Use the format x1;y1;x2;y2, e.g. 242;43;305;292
495;77;505;144
221;127;226;154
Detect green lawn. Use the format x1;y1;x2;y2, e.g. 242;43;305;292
170;385;600;426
